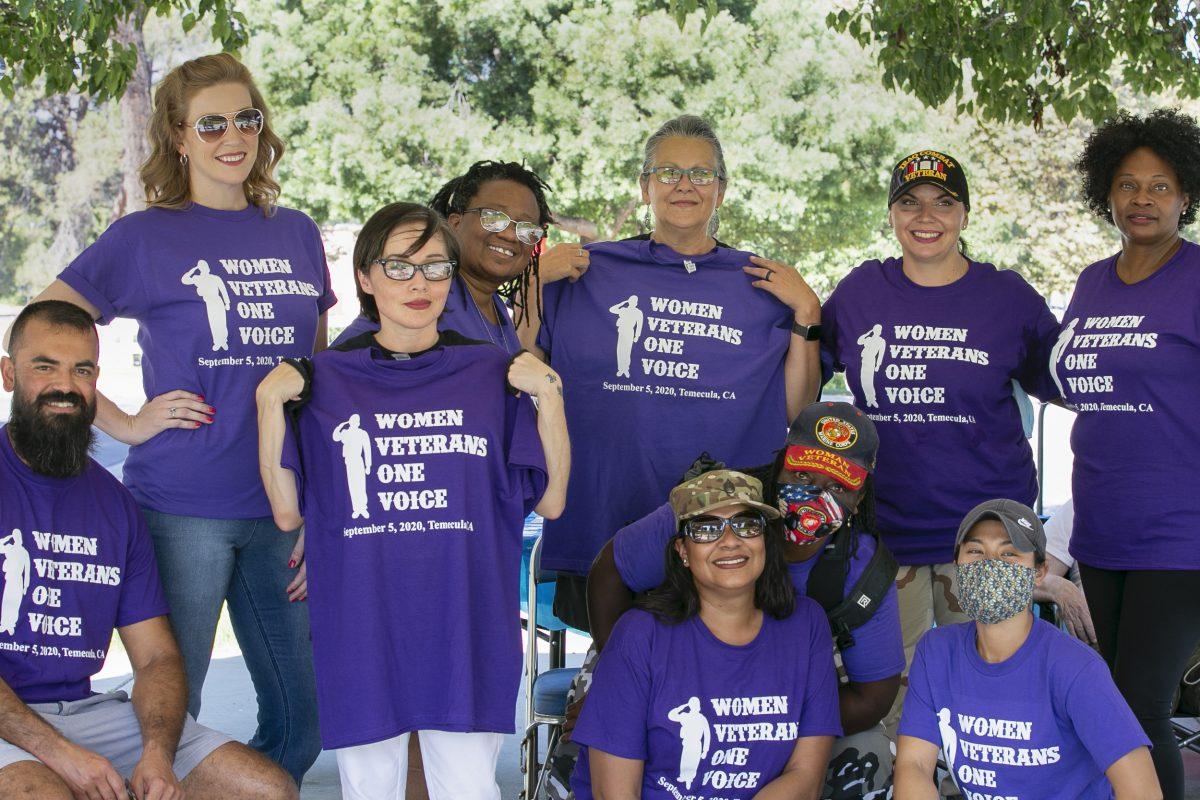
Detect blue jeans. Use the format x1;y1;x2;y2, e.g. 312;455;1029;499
142;510;321;786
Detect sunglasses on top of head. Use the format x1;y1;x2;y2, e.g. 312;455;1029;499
180;108;264;143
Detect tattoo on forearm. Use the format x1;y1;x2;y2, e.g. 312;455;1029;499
546;373;563;396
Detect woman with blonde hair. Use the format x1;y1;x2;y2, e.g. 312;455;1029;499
14;52;332;785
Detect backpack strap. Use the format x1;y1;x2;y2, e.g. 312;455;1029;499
827;533;898;650
806;524;852;614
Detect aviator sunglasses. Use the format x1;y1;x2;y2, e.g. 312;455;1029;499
180;108;265;143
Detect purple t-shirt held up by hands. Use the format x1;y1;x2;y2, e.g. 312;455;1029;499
58;204;336;519
281;334;547;748
537;238;792;573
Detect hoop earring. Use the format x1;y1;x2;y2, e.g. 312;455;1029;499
179;153;189;167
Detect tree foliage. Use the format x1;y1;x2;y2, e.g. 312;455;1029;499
826;0;1200;128
0;0;248;102
248;0;908;274
5;0;1200;304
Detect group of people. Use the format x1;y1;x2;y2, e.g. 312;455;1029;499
0;47;1194;800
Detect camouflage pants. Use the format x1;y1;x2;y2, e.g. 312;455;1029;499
883;563;968;740
541;646;597;800
540;648;897;800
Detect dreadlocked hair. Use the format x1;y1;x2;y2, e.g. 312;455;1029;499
429;160;554;326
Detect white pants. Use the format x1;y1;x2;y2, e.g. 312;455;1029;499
335;730;503;800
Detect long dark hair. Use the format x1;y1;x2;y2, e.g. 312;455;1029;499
636;517;797;625
429;160;553;326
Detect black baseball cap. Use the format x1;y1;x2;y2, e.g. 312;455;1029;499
954;499;1046;560
888;150;970;211
783;401;879;490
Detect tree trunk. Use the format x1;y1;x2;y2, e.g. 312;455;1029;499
41;197;100;287
610;198;639;239
114;5;152;219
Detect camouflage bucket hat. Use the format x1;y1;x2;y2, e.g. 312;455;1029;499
669;470;782;523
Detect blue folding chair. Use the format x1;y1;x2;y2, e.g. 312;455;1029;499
521;536;582;799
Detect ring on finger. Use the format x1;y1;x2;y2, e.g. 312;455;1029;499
765;270;773;282
168;407;177;419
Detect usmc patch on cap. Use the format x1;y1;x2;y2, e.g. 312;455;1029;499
814;416;857;450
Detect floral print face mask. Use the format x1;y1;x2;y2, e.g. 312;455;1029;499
956;558;1035;625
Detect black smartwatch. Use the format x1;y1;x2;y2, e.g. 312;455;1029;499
791;321;822;341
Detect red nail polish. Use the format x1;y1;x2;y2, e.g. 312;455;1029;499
197;395;204;401
193;422;201;428
289;559;296;568
206;416;213;423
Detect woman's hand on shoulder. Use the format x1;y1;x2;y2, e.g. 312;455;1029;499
255;362;306;407
507;352;564;400
743;255;820;323
539;242;590;284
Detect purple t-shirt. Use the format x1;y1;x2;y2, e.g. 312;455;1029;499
821;258;1059;564
59;204;336;518
0;428;169;703
282;333;547;748
1057;241;1200;570
614;503;904;683
572;605;842;800
331;274;521;354
537;239;792;572
899;619;1149;799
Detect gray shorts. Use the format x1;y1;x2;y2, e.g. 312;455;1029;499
0;691;232;780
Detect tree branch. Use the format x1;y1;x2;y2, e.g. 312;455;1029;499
610;198;640;240
553;214;600;242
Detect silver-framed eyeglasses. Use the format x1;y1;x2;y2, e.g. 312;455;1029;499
462;208;545;246
372;259;456;281
642;166;721;186
180;108;264;143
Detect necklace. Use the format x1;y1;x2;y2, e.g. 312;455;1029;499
469;290;517;354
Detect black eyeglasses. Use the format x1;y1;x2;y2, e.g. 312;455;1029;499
642;166;721;186
462;208;545;246
681;512;767;544
180;108;264;143
372;259;456;281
